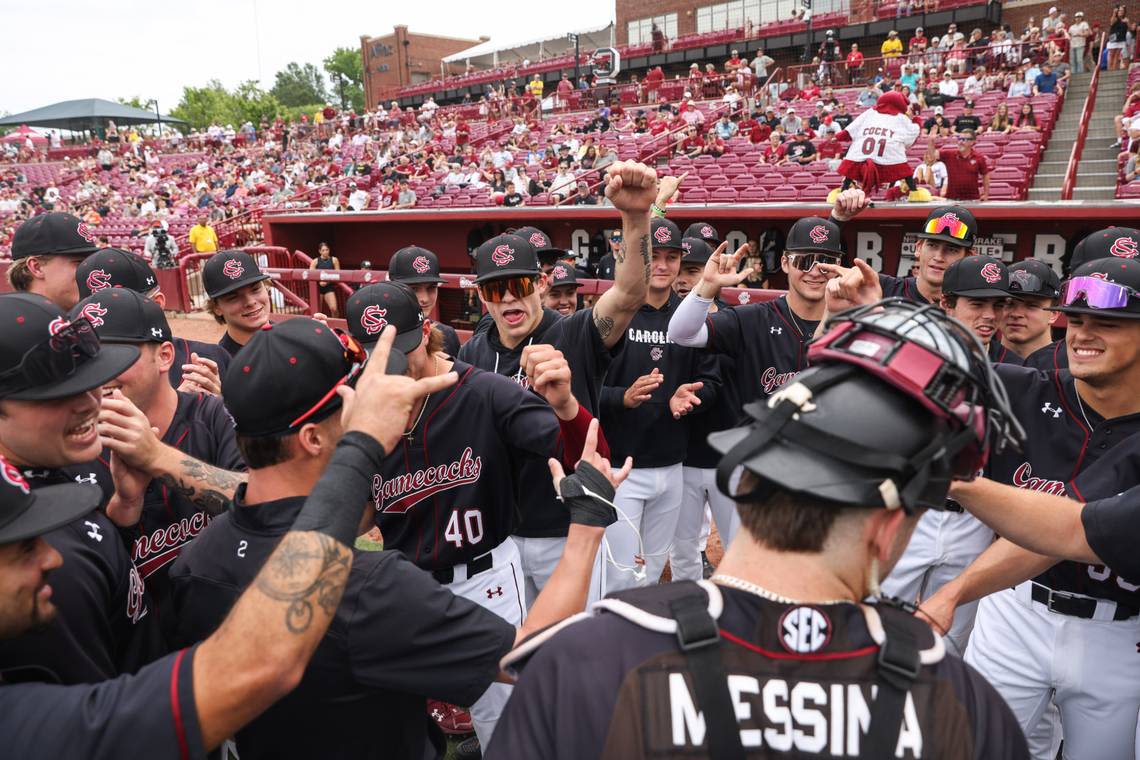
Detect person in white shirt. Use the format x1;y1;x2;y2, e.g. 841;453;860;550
1069;11;1091;73
938;70;960;97
963;67;986;96
913;147;948;196
1041;5;1060;32
464;164;486;188
97;147;114;170
347;183;370;211
43;185;60;206
328;130;344;151
492;148;512;168
549;167;576;200
443;164;466;186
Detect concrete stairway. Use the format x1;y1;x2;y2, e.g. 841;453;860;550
1029;68;1129;201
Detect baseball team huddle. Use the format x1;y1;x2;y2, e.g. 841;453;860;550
2;159;1140;759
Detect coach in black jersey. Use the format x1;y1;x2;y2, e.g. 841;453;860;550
67;289;245;602
76;248;230;392
203;250;272;356
488;300;1028;760
1001;259;1061;361
386;245;461;357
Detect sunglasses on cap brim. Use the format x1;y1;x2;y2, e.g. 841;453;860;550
479;276;536;303
924;216;971;240
0;319;100;396
1060;276;1139;311
1007;273;1058;298
787;252;842;271
287;330;369;430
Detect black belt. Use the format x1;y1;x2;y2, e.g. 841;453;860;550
1030;582;1139;621
432;553;493;585
944;499;964;513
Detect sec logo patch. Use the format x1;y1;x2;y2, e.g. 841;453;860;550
779;606;831;654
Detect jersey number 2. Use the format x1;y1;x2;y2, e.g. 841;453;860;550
445;509;485;548
861;137;887;157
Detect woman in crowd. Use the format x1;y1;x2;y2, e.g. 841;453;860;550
308;241;341;318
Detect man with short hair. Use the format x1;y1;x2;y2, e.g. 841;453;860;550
781;129;817;165
6;212;99;310
347;182;370;211
1034;62;1061;95
1002;259;1061;360
953;100;983;134
187;213;219;254
939;130;991;201
386;245;461;358
543;262;582;317
1069;11;1091;73
393;180;417;210
203;251;273;357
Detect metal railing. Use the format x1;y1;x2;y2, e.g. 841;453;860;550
1061;32;1108;201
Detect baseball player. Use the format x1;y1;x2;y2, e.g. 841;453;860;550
347;282;611;750
598;218;721;592
684;221;721;247
386;245;461;357
922;257;1140;759
1001;259;1061;360
5;212;99;310
668;236;740;582
165;316;625;758
458;161;655;603
936;255;1021;365
202;250;273;356
487;299;1028;760
76;248;230;393
668;216;843;408
595;230;620;281
543;262;582;316
0;327;459;758
513;226;566;275
66;289;246;602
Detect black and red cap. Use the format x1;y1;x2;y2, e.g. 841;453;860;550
68;289;171;344
1007;259;1061;300
680;237;713;266
11;212;101;260
0;293;139;401
76;249;159;299
473;234;539;284
512;227;563;260
1054;257;1140;320
684;222;721;245
346;282;427;358
548;262;581;289
916;205;978;248
650;218;684;251
0;454;103;544
942;256;1009;298
1070;227;1140;271
388;246;446;285
786;216;843;255
203;251;272;299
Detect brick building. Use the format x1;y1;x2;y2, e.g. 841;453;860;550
361;26;488;109
616;0;848;47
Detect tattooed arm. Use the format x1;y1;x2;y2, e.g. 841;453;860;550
592;161;656;349
152;453;246;516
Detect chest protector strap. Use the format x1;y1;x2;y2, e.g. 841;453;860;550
865;605;922;758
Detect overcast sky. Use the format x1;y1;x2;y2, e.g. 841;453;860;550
2;0;614;115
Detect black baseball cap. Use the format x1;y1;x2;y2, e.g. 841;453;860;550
650;218;684;251
1071;227;1140;271
11;212;100;260
69;290;172;344
548;262;581;289
1054;258;1140;320
0;293;139;401
681;237;713;266
916;206;978;248
388;246;446;285
346;283;426;362
0;455;103;544
76;249;159;299
223;318;365;437
1007;260;1061;299
513;227;563;260
203;251;272;299
942;256;1010;298
684;222;721;245
786;217;843;255
472;234;540;284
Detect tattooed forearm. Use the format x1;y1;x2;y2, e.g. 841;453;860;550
254;532;352;633
157;456;246;515
594;314;615;342
639;233;651;285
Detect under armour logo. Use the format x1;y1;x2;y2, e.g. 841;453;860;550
150;327;163;338
84;520;103;542
74;474;98;485
1041;403;1062;418
486;586;504;599
770;326;782;334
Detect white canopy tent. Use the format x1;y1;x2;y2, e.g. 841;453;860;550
442;22;614;71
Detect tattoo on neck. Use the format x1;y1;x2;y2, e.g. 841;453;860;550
639;233;651;284
255;532;351;634
594;313;615;341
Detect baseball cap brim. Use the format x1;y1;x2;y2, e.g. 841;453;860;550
0;482;104;543
5;344;140;401
362;339;413;374
1049;305;1140;320
390;273;447;285
950;287;1009;298
915;231;974;247
207;272;272;300
472;267;540;284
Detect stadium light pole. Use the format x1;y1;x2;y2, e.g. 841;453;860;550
568;33;580;89
146;99;162;139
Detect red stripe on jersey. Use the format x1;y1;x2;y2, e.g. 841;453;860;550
170;648;190;760
1051;373;1090;479
720;628;880;661
423;365;475;567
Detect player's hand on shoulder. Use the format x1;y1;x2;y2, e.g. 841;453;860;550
831;187;870;222
521;343;578;419
623;368;663;408
604;160;658;214
818;257;882;314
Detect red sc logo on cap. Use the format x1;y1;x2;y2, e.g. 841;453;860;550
654;226;672;244
0;458;30;495
809;225;829;244
412;255;431;274
360;305;389;335
78;302;108;328
222;259;245;279
86;269;112;292
491;245;514;266
1110;237;1139;259
980;262;1003;283
529;232;547;247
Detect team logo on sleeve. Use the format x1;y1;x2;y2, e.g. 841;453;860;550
1110;236;1139;258
0;459;30;495
980;262;1003;283
528;232;548;247
76;222;96;243
77;302;108;327
654;226;672;244
222;258;245;279
779;606;831;653
85;269;113;292
412;255;431;274
809;225;830;244
491;245;515;266
360;306;389;335
552;264;569;281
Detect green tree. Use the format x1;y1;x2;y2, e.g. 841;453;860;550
170;80;235;129
271;62;328;108
323;47;365;111
116;96;149;110
232;80;282;125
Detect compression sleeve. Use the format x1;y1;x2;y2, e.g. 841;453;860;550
668;290;713;347
289;431;387;546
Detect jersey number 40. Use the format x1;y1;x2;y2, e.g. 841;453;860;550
445;509;485;548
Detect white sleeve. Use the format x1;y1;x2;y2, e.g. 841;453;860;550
899;115;921;146
668;290;713;347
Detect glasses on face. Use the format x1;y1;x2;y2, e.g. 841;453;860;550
924;215;971;240
479;276;536;303
287;329;368;430
0;319;101;395
787;252;841;272
1060;276;1139;310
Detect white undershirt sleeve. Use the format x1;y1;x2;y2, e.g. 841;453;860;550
668;290;714;347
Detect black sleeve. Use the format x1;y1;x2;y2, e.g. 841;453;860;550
941;658;1031;759
202;394;246;472
705;305;749;357
1081;486;1140;585
690;350;723;411
492;376;563;462
345;552;515;704
438;323;461;358
0;646;206;760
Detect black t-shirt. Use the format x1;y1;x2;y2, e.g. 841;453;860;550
488;585;1029;759
1023;339;1068;372
167;492;515;760
988;340;1023;365
785;140;816;160
503;192;524;207
597;253;616;280
218;330;245;357
954;114;982;132
169;336;232;389
435;320;461;358
0;645;205;760
834;113;854;129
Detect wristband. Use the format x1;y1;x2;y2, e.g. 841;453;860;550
651;203;667;218
290;431;387;546
558;461;618;528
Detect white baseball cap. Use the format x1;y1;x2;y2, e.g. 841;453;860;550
1049;6;1057;12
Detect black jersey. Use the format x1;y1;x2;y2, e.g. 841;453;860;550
218;330;245;357
487;584;1028;760
167;491;516;760
0;468;162;684
169;336;232;389
705;295;817;410
1067;436;1140;586
372;360;566;570
1023;339;1068;372
878;274;931;304
990;365;1140;606
988;340;1023;365
599;294;721;468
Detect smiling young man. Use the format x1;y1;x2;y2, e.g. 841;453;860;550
1002;259;1061;360
878;205;979;304
937;255;1020;364
386;245;461;357
543;262;582;317
7;212;100;311
203;250;272;356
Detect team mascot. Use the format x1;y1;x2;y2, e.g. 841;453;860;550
829;91;927;203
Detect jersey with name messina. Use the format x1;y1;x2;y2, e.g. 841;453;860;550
371;360;565;571
488;585;1028;760
990;365;1140;605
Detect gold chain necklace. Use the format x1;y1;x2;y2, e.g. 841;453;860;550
711;573;853;606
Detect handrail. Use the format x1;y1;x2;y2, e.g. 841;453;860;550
1061;31;1108;200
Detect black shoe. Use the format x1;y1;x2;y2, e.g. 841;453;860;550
454;735;482;760
701;551;715;579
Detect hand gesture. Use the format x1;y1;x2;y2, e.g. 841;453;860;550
98;390;163;472
817;258;883;314
831;187;870;222
624;368;663;408
105;451;151;528
522;344;578;420
604;160;658;214
548;418;633;495
336;326;458;453
654;171;690;208
177;353;222;396
915;587;956;640
700;242;755;294
669;381;704;419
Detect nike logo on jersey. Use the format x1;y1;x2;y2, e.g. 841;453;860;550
374;447;484;514
1041;403;1063;418
1011;462;1066;495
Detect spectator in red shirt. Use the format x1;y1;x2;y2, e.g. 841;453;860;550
644;66;664;103
555;74;574;109
705;130;726;157
797;79;822;101
679;127;705;157
846;44;866;84
758;132;786;164
726;49;743;71
909;27;928;61
817;133;845;160
938;130;991;200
